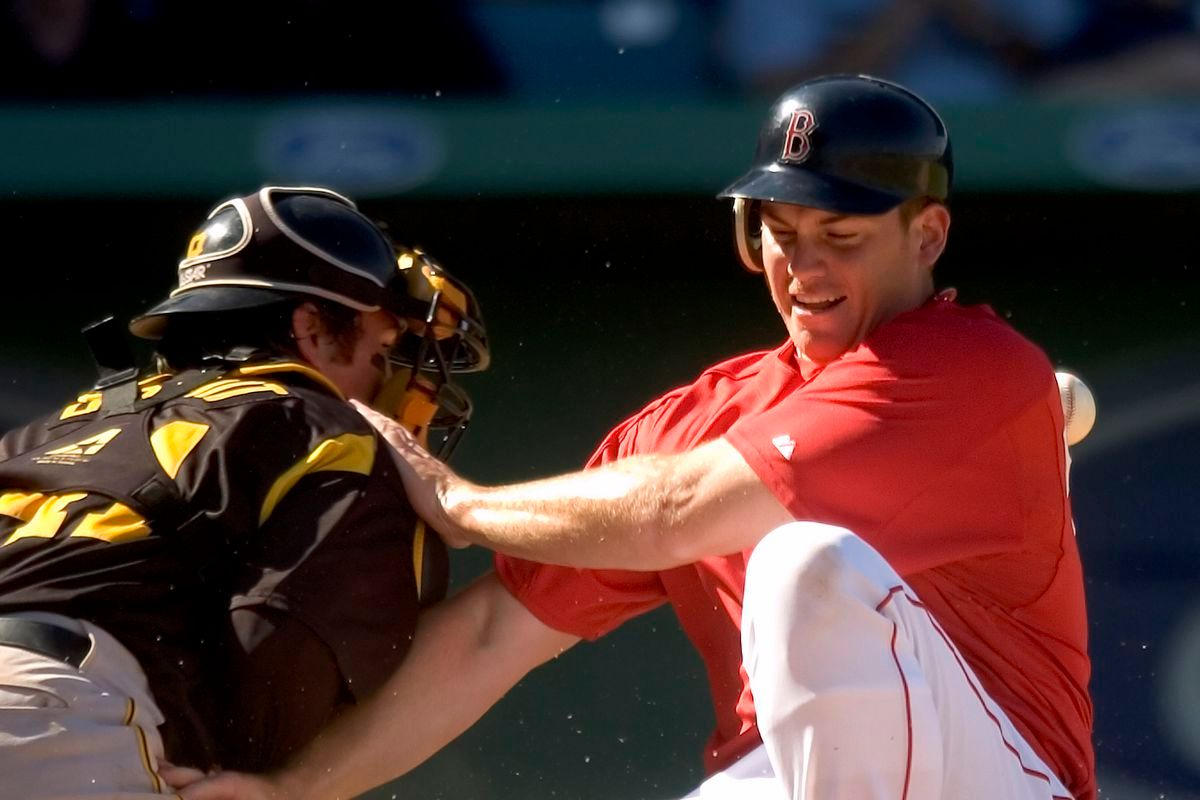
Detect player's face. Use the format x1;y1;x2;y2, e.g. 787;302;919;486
299;307;405;402
759;201;949;366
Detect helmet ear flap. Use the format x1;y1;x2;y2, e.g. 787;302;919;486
732;198;764;273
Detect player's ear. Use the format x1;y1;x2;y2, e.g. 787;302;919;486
915;203;950;270
291;302;321;339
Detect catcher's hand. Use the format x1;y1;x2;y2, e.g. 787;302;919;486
159;763;284;800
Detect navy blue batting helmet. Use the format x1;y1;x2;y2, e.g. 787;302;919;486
719;74;952;272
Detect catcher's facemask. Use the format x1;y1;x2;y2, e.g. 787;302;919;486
372;247;489;461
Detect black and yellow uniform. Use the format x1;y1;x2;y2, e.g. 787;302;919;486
0;360;447;770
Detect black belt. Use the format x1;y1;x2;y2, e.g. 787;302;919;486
0;616;91;669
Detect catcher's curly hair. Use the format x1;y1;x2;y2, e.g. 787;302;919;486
153;299;361;372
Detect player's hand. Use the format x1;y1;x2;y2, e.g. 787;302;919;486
165;767;286;800
351;399;469;547
158;761;207;789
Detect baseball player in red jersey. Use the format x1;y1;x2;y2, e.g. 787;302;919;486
174;76;1094;800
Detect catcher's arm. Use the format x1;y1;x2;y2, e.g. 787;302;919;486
173;571;577;800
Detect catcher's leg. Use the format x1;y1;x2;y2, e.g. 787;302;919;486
0;612;171;798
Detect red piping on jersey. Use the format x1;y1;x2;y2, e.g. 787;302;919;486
876;586;1074;799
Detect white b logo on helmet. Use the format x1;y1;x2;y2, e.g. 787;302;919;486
780;109;817;165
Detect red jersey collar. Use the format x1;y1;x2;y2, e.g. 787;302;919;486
778;289;960;381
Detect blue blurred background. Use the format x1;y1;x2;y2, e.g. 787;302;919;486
0;1;1198;797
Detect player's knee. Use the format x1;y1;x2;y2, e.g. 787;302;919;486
747;520;852;584
745;522;896;620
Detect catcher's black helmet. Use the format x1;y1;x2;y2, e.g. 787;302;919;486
719;74;952;272
130;186;405;339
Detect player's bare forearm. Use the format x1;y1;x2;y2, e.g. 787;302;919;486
354;400;792;570
442;452;686;567
182;573;577;800
442;439;794;570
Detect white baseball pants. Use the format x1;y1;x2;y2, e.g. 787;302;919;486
682;522;1074;800
0;612;172;799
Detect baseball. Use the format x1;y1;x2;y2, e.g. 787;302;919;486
1055;371;1097;446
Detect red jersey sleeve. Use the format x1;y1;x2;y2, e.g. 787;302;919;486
495;409;669;640
724;305;1062;576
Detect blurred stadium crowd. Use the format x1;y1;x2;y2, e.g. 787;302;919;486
1;0;1198;101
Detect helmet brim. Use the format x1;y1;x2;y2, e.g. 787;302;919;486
718;167;906;216
130;286;292;340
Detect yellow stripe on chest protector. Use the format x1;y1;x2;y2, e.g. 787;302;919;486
186;378;289;403
2;492;88;545
259;433;376;525
71;502;150;543
150;420;211;480
0;491;49;521
413;520;426;598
